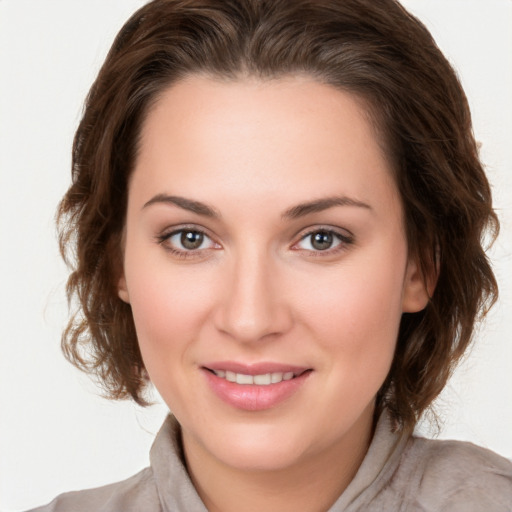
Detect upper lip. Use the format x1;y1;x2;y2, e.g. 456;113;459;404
202;361;311;375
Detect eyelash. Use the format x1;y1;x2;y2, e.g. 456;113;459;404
156;226;219;260
292;227;354;257
156;226;354;259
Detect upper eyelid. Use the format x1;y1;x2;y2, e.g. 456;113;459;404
294;225;353;241
158;224;214;239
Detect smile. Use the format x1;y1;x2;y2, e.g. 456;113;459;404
211;370;296;385
203;364;311;411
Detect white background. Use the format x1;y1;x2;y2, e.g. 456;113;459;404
0;1;511;510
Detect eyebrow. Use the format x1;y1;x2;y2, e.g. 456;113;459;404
142;193;371;219
143;194;220;218
282;196;372;219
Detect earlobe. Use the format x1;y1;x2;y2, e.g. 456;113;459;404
401;257;437;313
118;275;130;304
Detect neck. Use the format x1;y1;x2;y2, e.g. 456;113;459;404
182;406;375;512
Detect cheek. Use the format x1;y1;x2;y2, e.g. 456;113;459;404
297;248;406;372
305;264;404;337
126;269;218;409
124;250;218;365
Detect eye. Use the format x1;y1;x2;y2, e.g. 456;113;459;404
294;229;352;253
171;230;208;250
158;227;219;255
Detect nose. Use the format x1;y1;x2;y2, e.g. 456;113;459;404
213;248;293;343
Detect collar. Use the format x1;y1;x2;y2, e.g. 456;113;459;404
149;411;408;512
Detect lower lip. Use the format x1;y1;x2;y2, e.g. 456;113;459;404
203;369;311;411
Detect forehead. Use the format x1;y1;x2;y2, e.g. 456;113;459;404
132;75;400;218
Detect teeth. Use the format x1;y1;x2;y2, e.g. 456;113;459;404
271;372;282;384
254;374;271;385
236;373;254;385
212;370;296;385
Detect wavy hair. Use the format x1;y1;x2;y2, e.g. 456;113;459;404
58;0;499;429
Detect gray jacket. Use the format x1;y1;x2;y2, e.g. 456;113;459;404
29;413;512;511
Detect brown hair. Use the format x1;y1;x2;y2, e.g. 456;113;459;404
58;0;499;429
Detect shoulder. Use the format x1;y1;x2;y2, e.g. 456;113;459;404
26;467;161;512
401;435;512;511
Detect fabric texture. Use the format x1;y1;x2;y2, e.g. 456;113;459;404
28;413;512;512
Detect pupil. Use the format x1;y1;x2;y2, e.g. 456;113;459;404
181;231;203;250
312;231;332;250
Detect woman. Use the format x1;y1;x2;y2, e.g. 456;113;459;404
27;0;512;510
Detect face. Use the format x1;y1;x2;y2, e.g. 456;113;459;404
119;76;428;474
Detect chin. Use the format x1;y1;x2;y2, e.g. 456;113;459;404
217;434;310;472
198;417;336;472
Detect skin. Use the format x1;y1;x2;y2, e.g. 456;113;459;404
118;75;430;512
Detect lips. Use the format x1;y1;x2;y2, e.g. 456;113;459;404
202;362;312;411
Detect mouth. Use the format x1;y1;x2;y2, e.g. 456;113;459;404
205;368;306;385
201;362;312;411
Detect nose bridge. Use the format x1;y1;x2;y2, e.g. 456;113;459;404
214;242;290;342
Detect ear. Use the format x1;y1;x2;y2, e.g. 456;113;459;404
115;230;130;303
118;274;130;304
401;255;437;313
